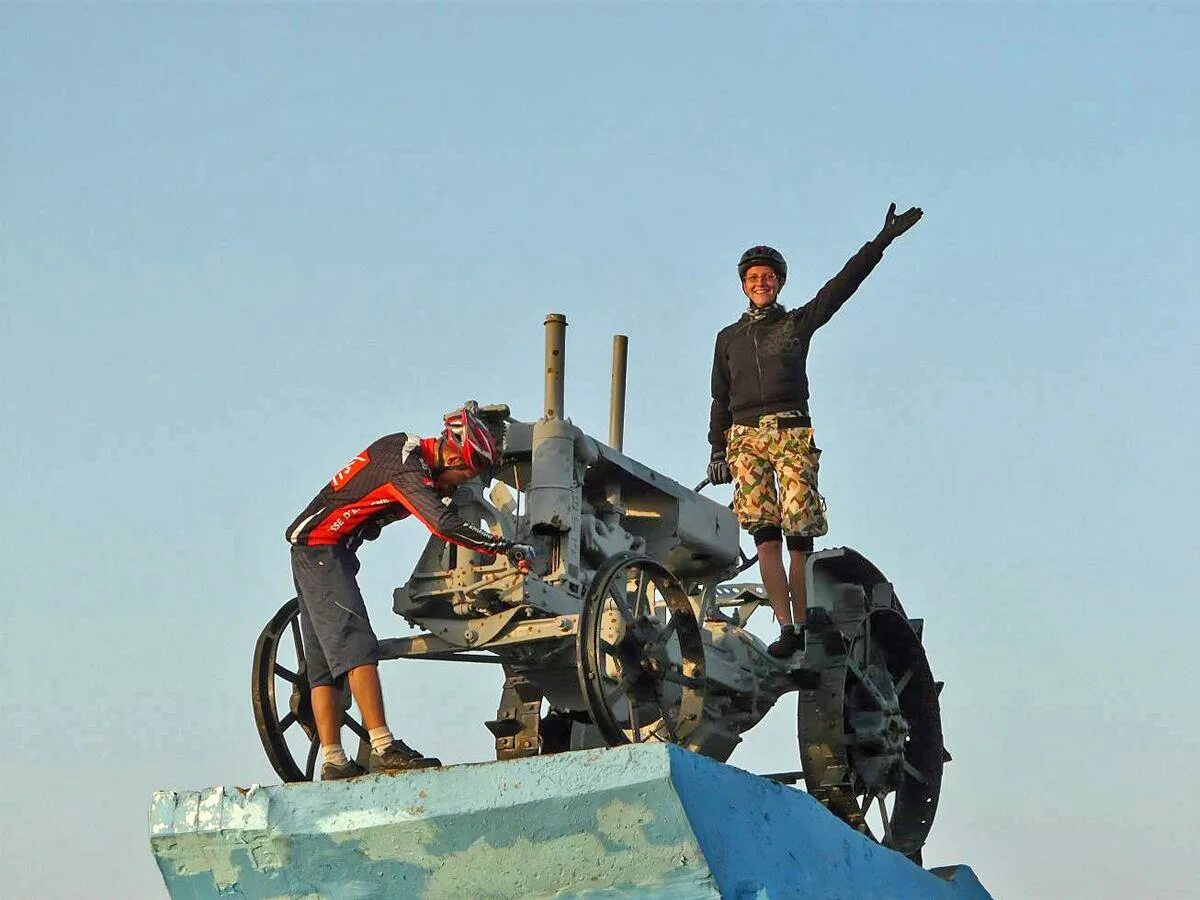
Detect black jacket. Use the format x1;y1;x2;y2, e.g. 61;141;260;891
709;239;887;452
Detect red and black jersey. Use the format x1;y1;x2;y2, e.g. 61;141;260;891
286;432;508;555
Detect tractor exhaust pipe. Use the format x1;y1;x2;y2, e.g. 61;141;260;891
609;335;628;451
543;313;567;420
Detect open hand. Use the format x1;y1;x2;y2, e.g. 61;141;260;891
879;202;923;243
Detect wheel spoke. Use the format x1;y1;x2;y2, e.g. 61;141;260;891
274;663;300;684
902;759;928;785
846;657;891;710
629;698;641;743
607;583;635;624
290;615;305;664
642;619;678;660
656;613;680;645
304;737;319;780
344;714;370;742
877;795;894;844
651;694;679;742
646;581;663;619
633;569;649;617
279;711;297;732
660;665;704;689
605;669;638;702
894;668;914;695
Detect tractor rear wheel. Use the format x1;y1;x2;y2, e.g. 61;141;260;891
251;598;370;782
798;607;944;861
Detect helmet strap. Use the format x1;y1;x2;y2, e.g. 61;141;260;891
430;438;447;476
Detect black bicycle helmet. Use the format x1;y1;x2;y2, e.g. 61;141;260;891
737;245;787;286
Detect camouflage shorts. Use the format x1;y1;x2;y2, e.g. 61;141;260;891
727;414;828;538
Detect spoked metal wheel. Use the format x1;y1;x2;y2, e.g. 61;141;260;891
799;607;944;860
251;598;370;782
577;553;707;747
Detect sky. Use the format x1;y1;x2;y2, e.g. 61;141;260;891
2;4;1198;898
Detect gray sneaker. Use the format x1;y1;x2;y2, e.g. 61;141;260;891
369;740;442;774
321;759;367;781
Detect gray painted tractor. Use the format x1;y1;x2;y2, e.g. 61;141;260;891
253;314;947;860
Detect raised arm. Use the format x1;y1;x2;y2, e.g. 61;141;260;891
799;202;923;330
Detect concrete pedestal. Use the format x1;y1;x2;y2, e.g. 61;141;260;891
150;744;989;898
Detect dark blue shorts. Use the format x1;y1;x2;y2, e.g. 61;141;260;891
290;544;380;687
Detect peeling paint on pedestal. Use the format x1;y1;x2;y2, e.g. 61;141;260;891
149;745;991;899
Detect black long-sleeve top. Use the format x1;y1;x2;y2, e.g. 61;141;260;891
708;238;888;452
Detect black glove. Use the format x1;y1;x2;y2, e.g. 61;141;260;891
707;449;732;485
505;542;537;573
877;201;923;245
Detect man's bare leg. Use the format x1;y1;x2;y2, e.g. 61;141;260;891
756;539;792;626
311;665;395;777
312;664;388;747
788;550;808;627
311;684;345;749
761;539;804;658
345;663;441;769
346;664;387;731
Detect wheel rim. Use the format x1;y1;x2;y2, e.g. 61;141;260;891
799;608;943;858
251;598;371;782
577;553;707;747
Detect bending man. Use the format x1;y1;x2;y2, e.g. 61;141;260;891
285;403;535;779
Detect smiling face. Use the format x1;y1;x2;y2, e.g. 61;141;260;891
742;264;782;308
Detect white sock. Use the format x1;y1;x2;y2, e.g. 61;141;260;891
368;726;394;753
322;744;349;767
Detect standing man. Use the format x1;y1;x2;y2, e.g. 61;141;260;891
286;403;536;780
707;203;923;657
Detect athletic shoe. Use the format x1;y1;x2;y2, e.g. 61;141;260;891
369;740;442;773
321;759;367;781
768;625;803;658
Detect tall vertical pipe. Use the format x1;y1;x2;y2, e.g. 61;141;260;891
544;313;567;420
609;335;628;451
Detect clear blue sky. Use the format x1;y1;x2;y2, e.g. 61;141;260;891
2;5;1197;898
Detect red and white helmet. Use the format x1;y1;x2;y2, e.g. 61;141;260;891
442;402;499;472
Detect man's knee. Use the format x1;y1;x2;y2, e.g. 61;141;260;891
751;525;783;547
309;669;344;690
785;534;813;553
345;663;378;680
327;638;381;684
310;676;347;695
